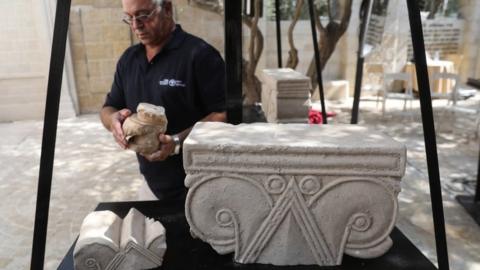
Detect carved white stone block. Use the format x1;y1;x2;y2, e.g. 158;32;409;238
73;208;166;270
261;68;311;123
183;122;406;266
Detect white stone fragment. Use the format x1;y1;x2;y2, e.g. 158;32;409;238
183;122;406;266
73;208;166;270
122;103;168;155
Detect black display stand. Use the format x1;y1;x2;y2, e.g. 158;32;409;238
456;144;480;226
457;196;480;225
33;1;448;269
57;201;437;270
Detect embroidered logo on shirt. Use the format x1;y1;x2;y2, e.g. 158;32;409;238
159;79;186;87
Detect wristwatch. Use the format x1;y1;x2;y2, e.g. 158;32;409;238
171;134;181;156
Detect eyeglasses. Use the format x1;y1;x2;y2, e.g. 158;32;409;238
122;8;159;25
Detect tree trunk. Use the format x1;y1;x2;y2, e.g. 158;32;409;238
427;0;443;19
188;0;264;105
307;0;352;93
242;0;263;105
286;0;304;69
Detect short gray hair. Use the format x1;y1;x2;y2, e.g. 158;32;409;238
152;0;171;7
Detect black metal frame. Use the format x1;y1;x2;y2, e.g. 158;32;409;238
225;0;243;124
351;0;373;124
477;155;480;202
307;0;327;124
57;202;438;270
32;0;452;269
349;1;450;269
455;147;480;225
275;0;282;68
406;1;450;269
30;0;72;269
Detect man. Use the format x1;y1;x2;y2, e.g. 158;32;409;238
100;0;226;201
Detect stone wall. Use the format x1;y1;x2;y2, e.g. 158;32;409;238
68;0;224;114
0;0;75;121
459;0;480;81
69;0;132;114
0;1;479;121
174;0;224;55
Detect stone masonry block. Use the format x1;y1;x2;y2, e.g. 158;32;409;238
94;0;122;8
82;25;104;43
86;60;102;77
85;44;113;60
113;42;131;58
73;0;95;6
71;44;87;62
100;60;116;77
81;8;107;25
183;122;406;266
103;25;130;43
261;68;312;123
109;8;126;23
79;95;101;114
69;10;82;26
89;77;113;94
68;25;84;43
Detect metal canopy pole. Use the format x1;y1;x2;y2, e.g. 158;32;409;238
351;0;373;124
307;0;327;124
476;152;480;201
225;0;243;124
30;0;72;269
406;1;450;269
456;145;480;225
275;0;282;68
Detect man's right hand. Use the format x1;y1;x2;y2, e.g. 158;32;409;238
109;109;131;149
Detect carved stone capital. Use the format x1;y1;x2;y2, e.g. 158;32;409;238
73;208;166;270
183;122;406;266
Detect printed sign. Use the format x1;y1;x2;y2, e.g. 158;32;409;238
362;0;389;57
408;18;464;59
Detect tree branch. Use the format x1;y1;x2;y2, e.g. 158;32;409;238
286;0;304;69
188;0;224;15
327;0;333;22
427;0;442;19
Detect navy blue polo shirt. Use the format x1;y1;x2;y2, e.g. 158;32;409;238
103;25;226;200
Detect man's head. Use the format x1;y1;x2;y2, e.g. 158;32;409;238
122;0;175;47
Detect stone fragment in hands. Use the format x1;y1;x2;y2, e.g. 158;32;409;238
122;103;167;155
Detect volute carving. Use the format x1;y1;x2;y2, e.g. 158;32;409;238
183;122;406;266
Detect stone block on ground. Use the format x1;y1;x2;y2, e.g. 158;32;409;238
261;68;312;123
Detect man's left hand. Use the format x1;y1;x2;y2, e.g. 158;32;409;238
141;134;175;162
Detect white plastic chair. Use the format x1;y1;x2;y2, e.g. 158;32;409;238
362;63;384;97
382;72;414;115
430;72;460;105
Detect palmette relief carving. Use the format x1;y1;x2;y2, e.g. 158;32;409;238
122;103;167;155
183;122;406;266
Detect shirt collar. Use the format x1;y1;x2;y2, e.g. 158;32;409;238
163;24;186;51
135;24;185;70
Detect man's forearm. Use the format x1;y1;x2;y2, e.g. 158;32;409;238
174;111;226;143
100;106;118;131
202;111;227;122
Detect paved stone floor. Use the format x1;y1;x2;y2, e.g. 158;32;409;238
1;97;480;270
